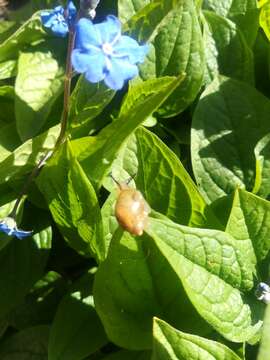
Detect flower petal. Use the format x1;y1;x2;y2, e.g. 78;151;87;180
51;21;69;37
72;49;106;83
95;15;121;44
41;11;52;25
75;18;101;50
114;35;149;64
14;229;33;239
104;57;138;90
0;221;12;235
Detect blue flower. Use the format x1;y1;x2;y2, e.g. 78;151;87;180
71;15;149;90
0;217;33;240
41;1;77;37
255;282;270;304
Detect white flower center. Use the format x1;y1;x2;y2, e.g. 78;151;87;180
102;42;113;55
56;13;65;23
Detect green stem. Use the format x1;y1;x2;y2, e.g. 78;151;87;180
55;26;76;147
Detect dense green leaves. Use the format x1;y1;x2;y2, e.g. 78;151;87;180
0;1;269;359
192;75;270;203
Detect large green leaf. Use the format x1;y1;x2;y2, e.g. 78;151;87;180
37;140;105;260
74;76;183;188
48;271;107;360
15;42;65;141
152;317;241;360
257;304;270;360
146;218;260;342
94;213;258;348
202;11;254;84
0;124;59;186
202;0;259;46
191;76;270;203
126;0;204;117
94;227;211;350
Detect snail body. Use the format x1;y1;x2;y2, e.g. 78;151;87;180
114;182;150;236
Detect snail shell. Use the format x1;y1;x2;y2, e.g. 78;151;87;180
115;183;151;236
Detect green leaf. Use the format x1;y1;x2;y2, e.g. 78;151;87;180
259;1;270;42
118;0;150;22
0;124;59;186
0;123;21;163
152;317;242;360
254;133;270;198
202;0;259;47
147;216;254;292
94;228;211;350
226;189;270;262
68;76;115;139
75;76;184;188
0;325;49;359
146;217;260;342
126;0;204;117
49;271;107;360
0;11;46;62
0;21;17;43
15;43;65;141
37;140;105;260
0;209;51;319
0;60;17;80
0;85;15;123
257;304;270;360
202;11;254;84
191;75;270;203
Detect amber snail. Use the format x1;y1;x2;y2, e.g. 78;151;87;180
110;173;151;236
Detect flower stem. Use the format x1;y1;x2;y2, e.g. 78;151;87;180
55;27;76;147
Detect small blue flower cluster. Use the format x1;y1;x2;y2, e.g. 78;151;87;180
40;1;148;90
41;1;77;37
